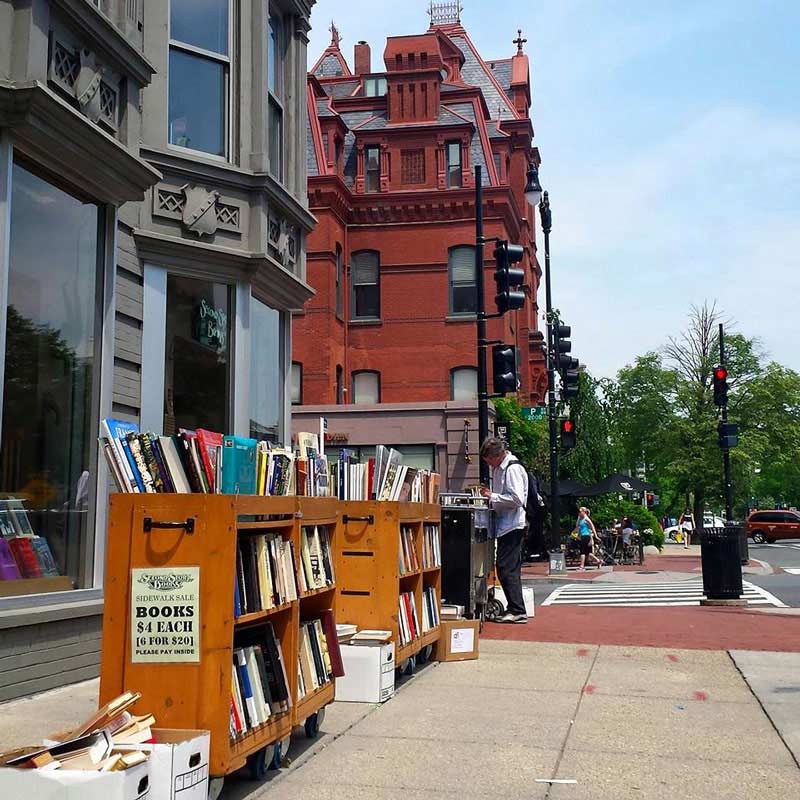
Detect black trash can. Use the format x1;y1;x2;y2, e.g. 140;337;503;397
701;526;743;600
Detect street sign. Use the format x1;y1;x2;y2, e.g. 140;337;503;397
521;406;546;421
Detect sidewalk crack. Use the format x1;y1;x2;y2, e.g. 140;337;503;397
543;646;600;799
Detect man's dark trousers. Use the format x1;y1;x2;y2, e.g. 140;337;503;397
496;528;526;616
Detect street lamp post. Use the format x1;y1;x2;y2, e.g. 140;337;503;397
474;165;490;486
524;165;560;552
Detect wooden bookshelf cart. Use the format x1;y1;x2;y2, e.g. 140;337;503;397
336;501;441;673
99;493;339;791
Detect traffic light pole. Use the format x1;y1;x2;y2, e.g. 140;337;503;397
719;323;734;522
540;192;560;552
475;165;490;486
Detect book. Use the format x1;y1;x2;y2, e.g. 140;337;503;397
126;433;155;493
8;537;42;578
195;429;223;493
158;435;192;493
0;538;22;580
221;436;257;495
349;629;392;644
100;419;141;493
30;537;59;577
233;648;258;728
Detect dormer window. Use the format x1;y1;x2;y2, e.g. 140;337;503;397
365;146;381;193
446;140;462;188
364;77;387;97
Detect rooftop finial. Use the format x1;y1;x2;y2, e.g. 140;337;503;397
513;29;527;54
428;1;463;26
329;20;341;49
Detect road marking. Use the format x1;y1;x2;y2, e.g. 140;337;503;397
785;568;800;575
541;578;787;608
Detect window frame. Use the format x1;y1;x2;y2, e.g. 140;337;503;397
448;245;477;316
167;0;233;161
290;361;303;405
268;8;286;181
365;145;381;193
336;364;344;404
446;139;462;188
352;370;381;405
450;366;478;401
335;243;343;318
350;250;381;321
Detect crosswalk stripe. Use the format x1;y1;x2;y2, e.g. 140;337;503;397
542;578;786;608
785;568;800;575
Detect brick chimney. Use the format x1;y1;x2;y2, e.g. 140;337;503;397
354;41;371;76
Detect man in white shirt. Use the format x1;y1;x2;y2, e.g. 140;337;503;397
479;437;528;623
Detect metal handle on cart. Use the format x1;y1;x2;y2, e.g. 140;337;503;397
143;517;195;534
342;514;374;525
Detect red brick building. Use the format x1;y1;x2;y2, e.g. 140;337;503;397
292;11;546;416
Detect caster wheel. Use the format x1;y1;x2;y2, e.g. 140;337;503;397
485;597;504;621
403;655;416;676
304;712;320;739
247;747;269;781
269;736;290;771
417;644;433;664
208;777;225;800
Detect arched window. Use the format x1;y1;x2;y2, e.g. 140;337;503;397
352;370;380;405
450;367;478;401
448;246;476;315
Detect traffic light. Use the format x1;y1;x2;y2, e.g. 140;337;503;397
646;492;654;508
493;241;525;314
492;344;519;395
713;365;728;407
562;357;580;400
560;418;577;451
718;421;739;449
553;323;572;371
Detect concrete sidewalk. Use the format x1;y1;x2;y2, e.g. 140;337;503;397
2;642;799;799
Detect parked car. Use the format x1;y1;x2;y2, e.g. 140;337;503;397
746;510;800;543
665;513;726;542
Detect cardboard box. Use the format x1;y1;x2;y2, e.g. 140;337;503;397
335;643;395;703
435;619;480;662
489;586;536;617
118;729;209;800
0;759;151;800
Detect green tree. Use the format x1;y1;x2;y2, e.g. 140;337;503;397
491;397;548;475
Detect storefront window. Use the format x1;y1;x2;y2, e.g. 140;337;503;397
164;275;231;434
0;163;101;594
250;298;282;441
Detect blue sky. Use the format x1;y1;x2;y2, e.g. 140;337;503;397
307;1;800;378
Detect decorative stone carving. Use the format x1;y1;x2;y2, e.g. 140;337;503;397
75;49;105;123
153;185;242;235
181;185;220;237
267;213;298;268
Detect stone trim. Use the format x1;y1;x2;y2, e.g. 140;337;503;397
153;184;243;235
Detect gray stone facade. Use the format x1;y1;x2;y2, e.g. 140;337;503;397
0;0;315;700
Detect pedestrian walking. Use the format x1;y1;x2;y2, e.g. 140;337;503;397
479;437;528;623
679;508;694;548
577;506;601;570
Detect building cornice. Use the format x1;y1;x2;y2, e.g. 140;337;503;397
133;229;315;311
50;0;156;86
0;81;161;205
141;146;316;232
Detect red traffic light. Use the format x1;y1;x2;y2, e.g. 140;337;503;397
562;420;574;433
714;366;728;381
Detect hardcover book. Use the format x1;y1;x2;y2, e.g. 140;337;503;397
196;429;223;493
8;537;42;578
221;436;257;495
30;537;59;577
0;538;21;580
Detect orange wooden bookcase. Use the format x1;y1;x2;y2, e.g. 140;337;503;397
99;494;340;779
336;501;441;666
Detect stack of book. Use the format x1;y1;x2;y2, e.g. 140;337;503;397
230;623;290;739
398;591;420;646
336;623;358;644
235;534;298;617
295;433;331;497
422;523;441;569
329;445;441;503
297;526;335;593
0;498;60;581
421;586;440;632
398;526;419;576
1;692;153;772
100;419;297;497
297;611;344;700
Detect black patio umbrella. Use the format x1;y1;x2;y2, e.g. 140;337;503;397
539;478;591;497
579;473;655;497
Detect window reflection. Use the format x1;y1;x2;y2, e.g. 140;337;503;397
1;163;101;592
164;276;231;434
250;298;282;441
